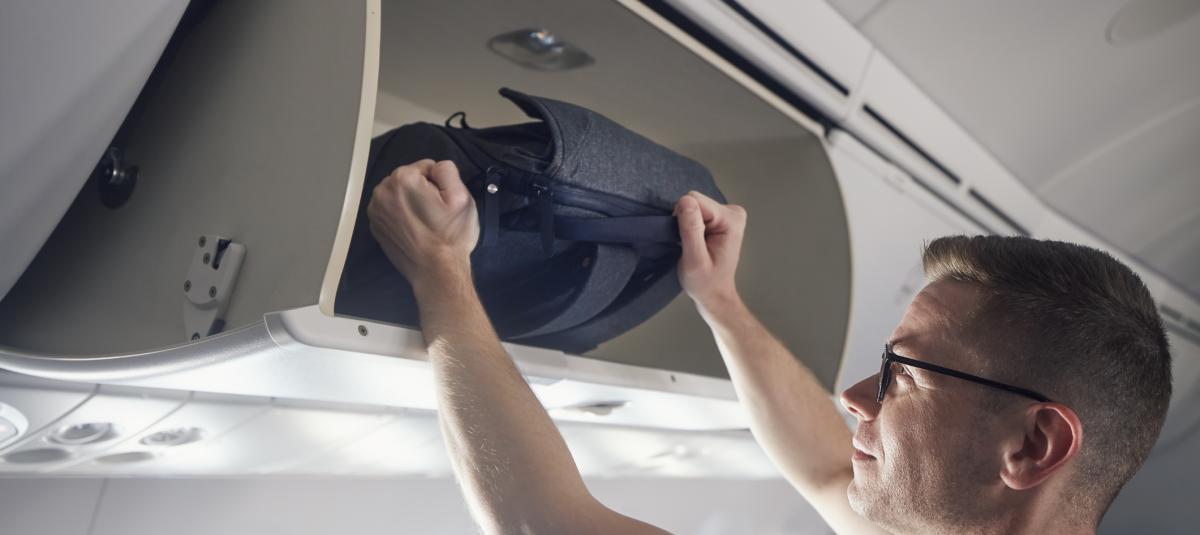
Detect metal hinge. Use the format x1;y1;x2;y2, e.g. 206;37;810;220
183;235;245;341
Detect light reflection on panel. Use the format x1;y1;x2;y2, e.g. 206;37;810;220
288;409;448;476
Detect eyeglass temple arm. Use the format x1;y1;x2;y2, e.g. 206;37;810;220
887;353;1053;403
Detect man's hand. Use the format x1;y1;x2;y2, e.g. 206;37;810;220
674;191;747;312
367;159;479;290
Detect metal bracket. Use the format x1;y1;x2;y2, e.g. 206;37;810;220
183;235;245;341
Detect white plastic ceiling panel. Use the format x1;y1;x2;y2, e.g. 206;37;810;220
130;402;393;476
1039;99;1200;297
290;410;447;476
54;392;271;475
0;385;186;473
0;374;94;453
847;0;1200;187
828;0;889;25
832;0;1200;298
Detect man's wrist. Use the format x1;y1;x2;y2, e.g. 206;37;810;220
694;289;746;325
409;257;474;304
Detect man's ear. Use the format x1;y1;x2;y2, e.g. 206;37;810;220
1000;403;1083;491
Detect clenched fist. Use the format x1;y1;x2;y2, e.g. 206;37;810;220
674;191;747;312
367;159;480;291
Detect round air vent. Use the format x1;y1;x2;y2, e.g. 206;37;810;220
49;422;117;445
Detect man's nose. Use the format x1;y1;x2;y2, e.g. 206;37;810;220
840;374;881;422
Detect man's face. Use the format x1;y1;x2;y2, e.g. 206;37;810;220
841;280;1010;531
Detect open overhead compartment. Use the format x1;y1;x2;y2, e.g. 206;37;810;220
0;0;852;437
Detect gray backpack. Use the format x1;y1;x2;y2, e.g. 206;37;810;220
337;88;725;353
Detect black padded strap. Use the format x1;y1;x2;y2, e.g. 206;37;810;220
554;215;679;244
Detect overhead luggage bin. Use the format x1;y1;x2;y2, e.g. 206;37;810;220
0;0;851;425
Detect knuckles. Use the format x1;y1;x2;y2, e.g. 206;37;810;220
726;204;747;222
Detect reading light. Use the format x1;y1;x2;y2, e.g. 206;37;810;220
487;29;594;71
141;427;206;447
49;422;116;445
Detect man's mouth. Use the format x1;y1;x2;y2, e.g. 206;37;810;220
852;440;876;461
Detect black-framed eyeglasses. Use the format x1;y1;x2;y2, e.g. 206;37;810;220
878;343;1052;404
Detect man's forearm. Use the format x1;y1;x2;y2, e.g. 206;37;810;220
413;265;666;534
697;293;854;495
413;265;591;532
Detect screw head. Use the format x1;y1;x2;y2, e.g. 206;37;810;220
357;325;368;336
198;236;206;247
208;286;217;298
191;333;200;340
486;183;499;194
183;280;191;292
202;252;211;265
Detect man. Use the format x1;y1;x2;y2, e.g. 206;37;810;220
367;159;1172;534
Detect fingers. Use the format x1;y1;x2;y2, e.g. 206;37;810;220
676;195;710;269
428;160;471;209
685;191;722;225
405;159;437;177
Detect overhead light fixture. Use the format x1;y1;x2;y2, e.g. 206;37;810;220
140;427;206;447
488;29;594;72
0;402;28;445
1107;0;1200;46
49;422;116;445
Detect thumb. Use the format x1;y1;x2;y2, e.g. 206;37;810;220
676;196;710;269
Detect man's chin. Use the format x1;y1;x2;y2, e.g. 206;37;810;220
846;476;883;520
846;478;867;516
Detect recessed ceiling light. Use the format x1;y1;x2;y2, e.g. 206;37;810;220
49;422;116;445
488;29;594;72
1107;0;1200;46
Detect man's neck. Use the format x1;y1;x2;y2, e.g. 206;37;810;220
983;492;1096;535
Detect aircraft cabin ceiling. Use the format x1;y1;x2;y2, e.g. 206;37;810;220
828;0;1200;299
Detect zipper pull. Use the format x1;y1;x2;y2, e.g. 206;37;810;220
479;167;502;248
532;182;555;255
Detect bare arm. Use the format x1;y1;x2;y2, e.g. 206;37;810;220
674;192;884;535
368;160;668;535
